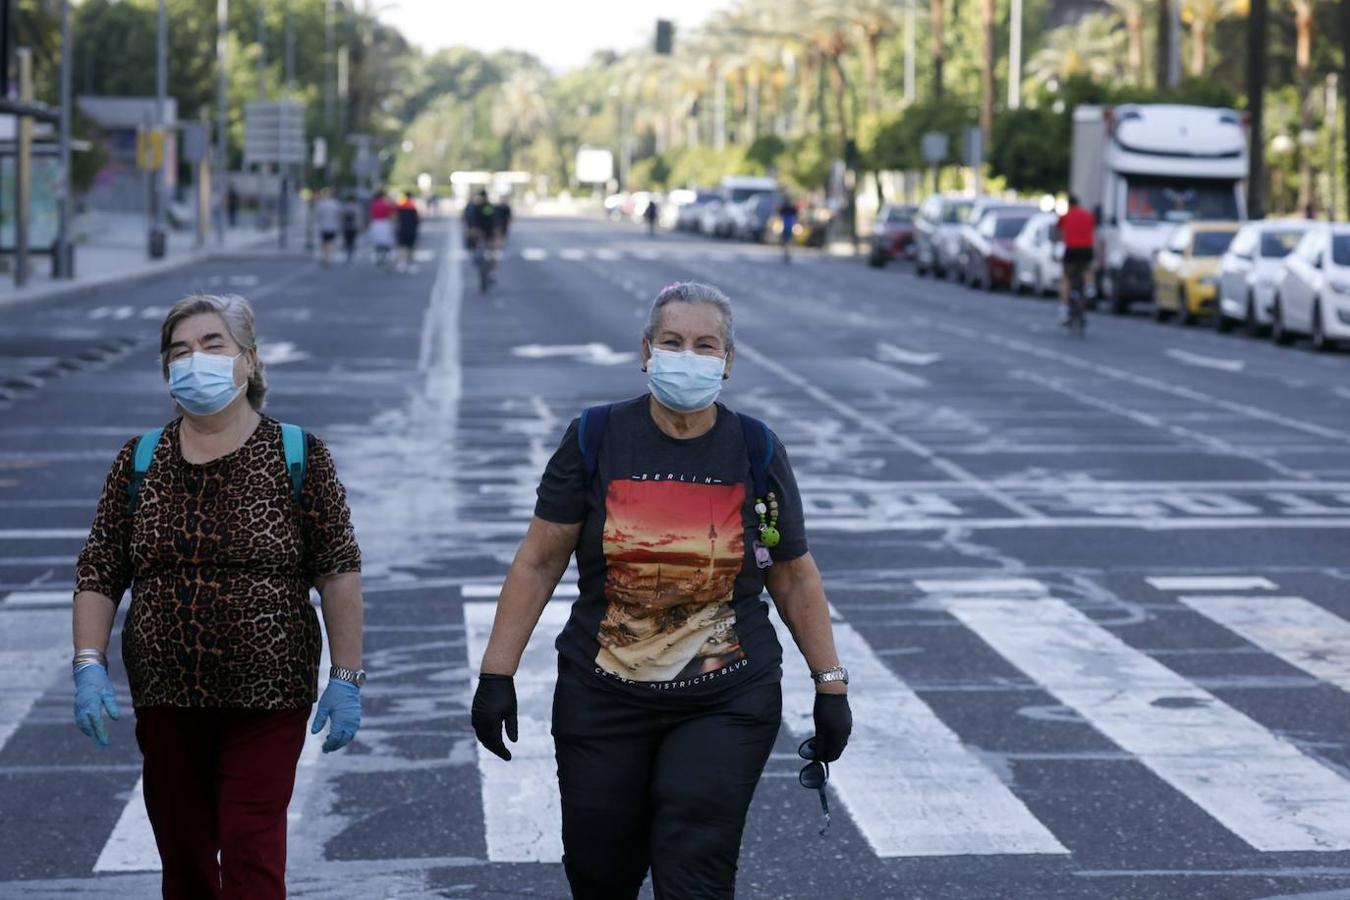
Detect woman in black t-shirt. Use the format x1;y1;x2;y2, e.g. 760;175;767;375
471;282;853;898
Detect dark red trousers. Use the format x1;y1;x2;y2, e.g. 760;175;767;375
134;706;309;900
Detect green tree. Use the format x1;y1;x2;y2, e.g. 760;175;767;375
989;106;1068;194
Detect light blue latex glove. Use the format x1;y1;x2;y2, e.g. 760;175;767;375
310;679;361;753
73;664;120;748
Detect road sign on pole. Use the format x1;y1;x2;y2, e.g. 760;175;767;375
920;131;949;164
244;100;306;166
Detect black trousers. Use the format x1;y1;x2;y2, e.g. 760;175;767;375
552;659;782;900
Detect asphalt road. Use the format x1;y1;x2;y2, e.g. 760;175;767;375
5;212;1350;899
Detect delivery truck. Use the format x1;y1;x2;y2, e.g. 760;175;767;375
1071;104;1249;313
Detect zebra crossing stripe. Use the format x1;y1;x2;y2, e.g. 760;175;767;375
1179;595;1350;691
1146;576;1277;592
0;590;71;607
0;610;68;756
912;578;1048;596
946;597;1350;852
462;601;567;863
94;611;333;873
773;615;1067;857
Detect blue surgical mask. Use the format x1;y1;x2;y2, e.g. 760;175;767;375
647;347;726;413
168;351;244;416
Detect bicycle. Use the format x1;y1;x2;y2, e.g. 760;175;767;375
1066;283;1087;336
470;235;497;293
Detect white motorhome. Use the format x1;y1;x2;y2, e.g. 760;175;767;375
1071;104;1249;313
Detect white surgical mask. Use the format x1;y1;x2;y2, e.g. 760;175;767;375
168;352;244;416
647;347;726;413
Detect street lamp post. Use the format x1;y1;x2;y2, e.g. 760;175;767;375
215;0;227;245
55;0;73;277
150;0;167;259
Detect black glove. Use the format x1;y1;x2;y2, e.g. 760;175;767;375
811;692;852;763
471;673;518;761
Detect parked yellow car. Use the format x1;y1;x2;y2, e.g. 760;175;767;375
1152;221;1241;324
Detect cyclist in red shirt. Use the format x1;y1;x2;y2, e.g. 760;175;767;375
1058;194;1096;325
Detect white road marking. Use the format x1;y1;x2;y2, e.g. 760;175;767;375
461;583;578;599
877;342;942;366
0;529;88;539
929;320;1350;441
1;590;71;607
775;613;1067;857
0;610;68;755
735;343;1043;521
1166;349;1246;372
1146;576;1278;592
1179;595;1350;691
558;248;586;261
95;610;333;872
521;248;548;261
859;358;929;388
947;597;1350;851
913;578;1049;596
511;342;636;366
463;601;568;863
257;341;311;366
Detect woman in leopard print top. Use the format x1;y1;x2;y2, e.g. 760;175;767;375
72;293;364;900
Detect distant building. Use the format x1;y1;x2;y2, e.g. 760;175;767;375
77;96;177;213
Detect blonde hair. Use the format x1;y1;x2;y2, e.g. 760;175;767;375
159;293;267;410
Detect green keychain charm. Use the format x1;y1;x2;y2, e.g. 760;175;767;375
755;493;781;549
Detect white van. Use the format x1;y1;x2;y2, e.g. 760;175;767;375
720;175;779;205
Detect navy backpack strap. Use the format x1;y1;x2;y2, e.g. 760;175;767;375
577;404;612;483
126;427;165;515
736;412;774;499
279;423;307;503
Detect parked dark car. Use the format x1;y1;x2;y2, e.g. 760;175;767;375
733;192;784;242
963;210;1037;290
867;204;918;267
956;201;1038;283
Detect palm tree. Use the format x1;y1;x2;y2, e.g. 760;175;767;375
1181;0;1236;74
931;0;946;102
1104;0;1149;84
1290;0;1316;213
1026;14;1128;91
845;0;901;114
980;0;996;142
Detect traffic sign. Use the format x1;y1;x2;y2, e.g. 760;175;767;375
920;131;949;164
244;100;306;166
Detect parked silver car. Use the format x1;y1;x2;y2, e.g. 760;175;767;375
1215;221;1310;333
914;194;974;278
1011;213;1063;296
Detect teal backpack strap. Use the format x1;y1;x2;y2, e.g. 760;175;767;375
736;412;774;500
126;427;165;515
577;404;612;483
279;423;307;503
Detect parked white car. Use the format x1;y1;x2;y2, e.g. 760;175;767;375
1272;223;1350;350
1011;213;1063;296
1215;220;1310;333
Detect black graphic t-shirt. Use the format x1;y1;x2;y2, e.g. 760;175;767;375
535;395;808;701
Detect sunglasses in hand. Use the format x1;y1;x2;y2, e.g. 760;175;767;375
798;737;831;836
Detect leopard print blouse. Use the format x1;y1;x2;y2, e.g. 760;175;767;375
75;417;361;709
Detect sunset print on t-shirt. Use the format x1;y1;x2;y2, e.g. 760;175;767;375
597;479;746;682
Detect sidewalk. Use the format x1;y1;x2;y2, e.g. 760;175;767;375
0;210;307;310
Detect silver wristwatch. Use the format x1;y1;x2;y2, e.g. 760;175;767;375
811;665;849;685
330;665;366;687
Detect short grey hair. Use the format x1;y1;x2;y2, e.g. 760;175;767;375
159;293;267;410
643;282;735;349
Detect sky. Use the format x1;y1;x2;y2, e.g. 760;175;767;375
380;0;728;73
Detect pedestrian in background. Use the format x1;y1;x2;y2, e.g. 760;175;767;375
472;281;852;899
367;189;396;267
395;191;421;273
315;188;341;267
226;185;240;228
340;193;361;264
777;197;798;263
643;197;659;237
72;293;366;900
